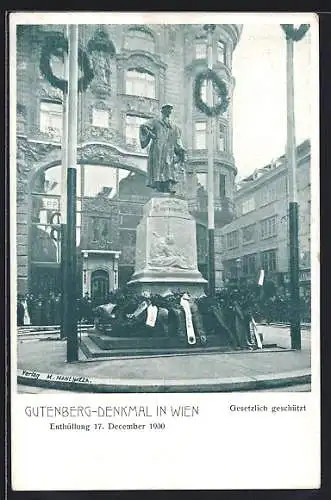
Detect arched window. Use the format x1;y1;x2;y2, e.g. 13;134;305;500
125;68;155;99
125;27;155;53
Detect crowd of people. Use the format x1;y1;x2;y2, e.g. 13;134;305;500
17;284;311;327
16;292;102;326
215;284;311;324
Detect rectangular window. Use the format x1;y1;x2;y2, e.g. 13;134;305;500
242;197;255;215
196;39;207;59
261;249;277;273
227;230;239;250
92;108;109;128
197;173;207;190
40;101;62;137
125;115;147;150
260;215;277;239
242;223;256;244
217;40;226;64
242;253;257;276
260;182;277;206
195;121;207;149
220;235;225;251
219;174;226;199
126;70;155;99
219;123;226;151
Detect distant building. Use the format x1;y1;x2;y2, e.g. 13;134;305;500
216;140;311;295
16;24;242;300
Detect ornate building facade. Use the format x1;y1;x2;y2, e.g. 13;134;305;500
217;140;311;296
16;23;242;300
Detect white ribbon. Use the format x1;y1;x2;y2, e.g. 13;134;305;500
180;296;196;345
22;301;31;326
146;305;158;327
250;316;263;349
131;301;148;318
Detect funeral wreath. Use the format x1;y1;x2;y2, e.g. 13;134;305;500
39;33;94;93
194;69;230;117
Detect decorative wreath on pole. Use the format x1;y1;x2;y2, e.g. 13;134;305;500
194;69;230;117
39;34;94;93
281;24;310;42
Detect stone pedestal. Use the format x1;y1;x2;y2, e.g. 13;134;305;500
128;195;207;297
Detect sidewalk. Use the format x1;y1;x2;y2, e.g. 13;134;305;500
17;327;311;393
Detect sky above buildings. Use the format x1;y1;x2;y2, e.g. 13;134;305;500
232;23;312;179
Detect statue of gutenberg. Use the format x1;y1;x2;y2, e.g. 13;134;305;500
139;104;186;194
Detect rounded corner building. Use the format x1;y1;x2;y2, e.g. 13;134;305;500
16;23;242;302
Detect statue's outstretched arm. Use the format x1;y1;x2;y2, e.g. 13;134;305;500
139;123;155;149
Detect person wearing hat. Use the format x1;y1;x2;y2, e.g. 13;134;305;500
139;103;186;194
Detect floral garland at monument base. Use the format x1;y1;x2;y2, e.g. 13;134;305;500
193;68;230;117
39;33;94;93
91;289;260;349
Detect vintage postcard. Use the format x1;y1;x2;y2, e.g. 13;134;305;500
9;11;320;490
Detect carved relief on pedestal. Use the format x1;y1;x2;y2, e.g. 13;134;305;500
148;231;195;270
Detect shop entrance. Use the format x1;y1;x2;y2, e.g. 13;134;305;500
91;269;109;305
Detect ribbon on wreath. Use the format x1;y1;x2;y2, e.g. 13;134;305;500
129;301;148;319
146;305;158;327
22;300;31;326
249;316;263;349
180;294;196;345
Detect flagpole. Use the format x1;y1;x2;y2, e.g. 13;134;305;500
60;25;69;339
65;24;79;361
285;31;301;350
204;24;216;297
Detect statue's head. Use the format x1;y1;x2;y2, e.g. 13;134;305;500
161;103;173;118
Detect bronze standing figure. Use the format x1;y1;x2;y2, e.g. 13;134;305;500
139;104;186;194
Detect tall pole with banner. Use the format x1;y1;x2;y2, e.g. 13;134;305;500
65;24;79;361
204;24;216;297
60;25;69;339
281;24;310;350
